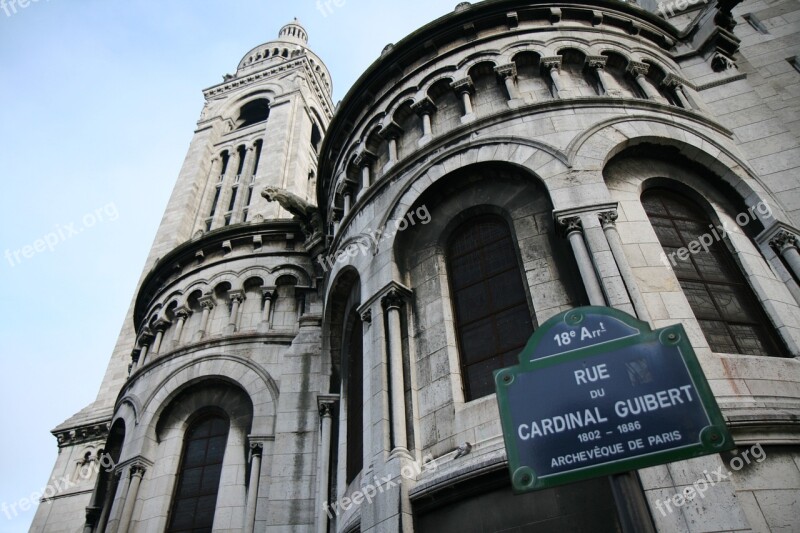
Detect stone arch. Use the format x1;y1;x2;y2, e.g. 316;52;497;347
322;267;361;395
511;50;550;101
567;118;786;221
140;356;278;442
426;77;461;134
467;61;506;116
373;139;570;243
269;264;312;287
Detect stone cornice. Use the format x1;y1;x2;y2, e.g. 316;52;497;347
203;57;333;117
328;96;732;246
134;221;306;328
53;422;110;449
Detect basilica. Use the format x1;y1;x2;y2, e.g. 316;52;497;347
31;1;800;531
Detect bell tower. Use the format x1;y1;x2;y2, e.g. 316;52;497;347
31;20;334;533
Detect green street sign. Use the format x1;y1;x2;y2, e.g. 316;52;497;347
494;306;734;493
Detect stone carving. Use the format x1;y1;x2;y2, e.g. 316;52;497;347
262;186;323;238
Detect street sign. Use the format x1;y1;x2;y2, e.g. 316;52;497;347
494;306;734;493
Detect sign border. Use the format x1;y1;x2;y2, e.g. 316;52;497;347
494;306;735;493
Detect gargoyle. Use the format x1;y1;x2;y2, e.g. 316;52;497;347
262;186;323;238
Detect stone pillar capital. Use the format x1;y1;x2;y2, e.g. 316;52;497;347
129;464;147;478
626;60;649;77
662;72;688;89
130;349;141;364
379;121;404;141
381;288;406;311
585;55;608;70
138;327;155;345
770;229;799;252
153;318;171;333
450;76;475;94
599;210;619;229
558;215;584;237
354;149;377;168
361;308;372;324
411;96;437;116
494;63;518;79
261;286;277;300
228;290;245;304
541;56;562;70
249;442;264;456
199;295;216;310
175;306;191;319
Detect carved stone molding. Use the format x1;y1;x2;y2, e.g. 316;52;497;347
558;216;583;237
586;56;608;69
381;288;405;311
494;63;517;79
54;422;110;448
599;210;619;229
450;76;475;94
770;229;799;253
379;121;404;141
411;96;437;116
540;56;562;70
626;61;650;77
199;295;216;310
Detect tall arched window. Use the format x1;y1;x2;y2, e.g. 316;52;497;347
344;313;363;484
167;413;229;532
447;216;534;400
642;188;784;356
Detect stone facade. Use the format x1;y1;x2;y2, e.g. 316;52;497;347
31;1;800;532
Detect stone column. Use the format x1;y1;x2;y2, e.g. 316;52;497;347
586;56;621;97
197;295;215;340
117;464;146;533
626;61;661;101
136;328;154;368
201;156;224;226
232;145;256;224
494;63;521;102
379;121;403;172
542;57;565;98
381;289;409;454
151;319;170;355
227;290;245;334
128;349;141;376
450;77;475;122
355;150;376;198
95;470;119;533
342;188;353;217
663;73;693;108
260;287;276;331
411;97;437;145
332;208;343;237
560;216;606;306
213;148;241;228
599;211;651;322
770;230;800;280
171;306;190;347
244;441;264;533
316;400;336;533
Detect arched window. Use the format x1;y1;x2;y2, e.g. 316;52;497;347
344;312;363;484
447;216;534;400
167;414;229;532
238;99;270;129
642;188;784;356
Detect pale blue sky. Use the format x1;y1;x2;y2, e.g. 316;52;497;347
0;1;459;530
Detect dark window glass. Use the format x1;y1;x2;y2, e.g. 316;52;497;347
346;317;363;484
642;189;783;356
447;216;534;400
167;415;229;533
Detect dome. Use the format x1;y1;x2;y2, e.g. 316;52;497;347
278;19;308;45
